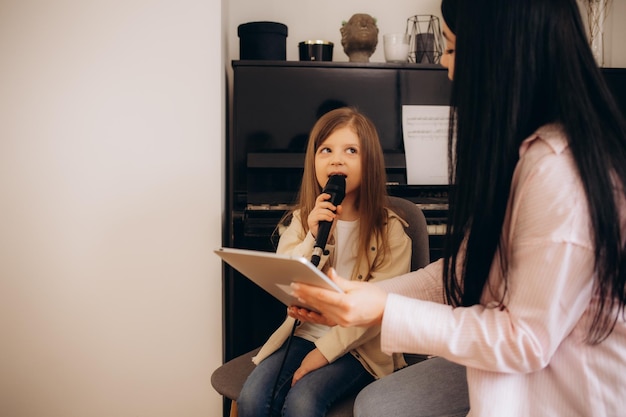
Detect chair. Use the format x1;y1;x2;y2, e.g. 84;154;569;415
211;196;430;417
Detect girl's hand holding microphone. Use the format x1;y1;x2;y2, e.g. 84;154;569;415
307;192;342;239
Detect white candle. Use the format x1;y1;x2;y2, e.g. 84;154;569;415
383;33;410;63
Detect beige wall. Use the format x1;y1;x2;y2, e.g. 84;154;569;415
0;0;224;416
605;0;626;67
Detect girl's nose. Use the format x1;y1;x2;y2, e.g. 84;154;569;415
331;154;344;165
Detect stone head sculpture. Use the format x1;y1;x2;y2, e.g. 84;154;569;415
340;13;379;63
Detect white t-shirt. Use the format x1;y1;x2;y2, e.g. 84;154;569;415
296;219;359;342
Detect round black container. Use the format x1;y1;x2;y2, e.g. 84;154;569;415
238;21;288;60
298;40;333;61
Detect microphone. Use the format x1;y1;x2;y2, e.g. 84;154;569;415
310;174;346;266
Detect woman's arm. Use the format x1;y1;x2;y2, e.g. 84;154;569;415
295;137;598;373
378;141;597;371
290;233;446;326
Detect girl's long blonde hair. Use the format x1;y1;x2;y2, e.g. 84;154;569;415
290;107;391;278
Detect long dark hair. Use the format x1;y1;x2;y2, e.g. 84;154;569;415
441;0;626;343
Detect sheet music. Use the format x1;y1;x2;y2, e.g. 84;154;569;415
402;105;450;185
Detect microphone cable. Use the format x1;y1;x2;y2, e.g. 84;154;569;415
267;175;344;414
268;318;299;416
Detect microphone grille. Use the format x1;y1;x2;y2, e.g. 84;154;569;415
322;174;346;205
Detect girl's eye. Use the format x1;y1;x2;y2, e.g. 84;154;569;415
319;147;331;154
445;49;455;55
346;147;357;154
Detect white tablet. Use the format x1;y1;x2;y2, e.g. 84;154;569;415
214;247;343;312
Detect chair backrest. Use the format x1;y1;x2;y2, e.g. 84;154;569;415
387;196;430;270
387;196;432;368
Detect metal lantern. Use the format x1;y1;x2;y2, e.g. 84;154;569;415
406;15;444;64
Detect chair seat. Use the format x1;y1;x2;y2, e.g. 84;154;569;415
211;348;428;417
211;196;431;416
211;348;259;401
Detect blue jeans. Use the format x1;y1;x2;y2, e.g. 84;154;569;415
354;357;469;417
237;337;375;417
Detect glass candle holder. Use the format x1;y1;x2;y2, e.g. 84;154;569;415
383;33;410;63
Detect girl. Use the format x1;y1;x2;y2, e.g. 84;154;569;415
291;1;626;416
236;107;413;417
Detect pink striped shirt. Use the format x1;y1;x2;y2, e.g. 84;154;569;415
379;124;626;416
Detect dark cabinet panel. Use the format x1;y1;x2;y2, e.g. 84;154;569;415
233;64;401;205
224;61;453;361
224;63;626;361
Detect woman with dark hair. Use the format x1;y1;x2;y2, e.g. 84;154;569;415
289;0;626;415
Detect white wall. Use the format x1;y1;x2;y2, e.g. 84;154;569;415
605;0;626;67
0;0;224;416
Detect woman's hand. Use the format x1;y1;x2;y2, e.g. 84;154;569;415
291;268;388;327
307;193;341;238
291;348;329;386
288;306;337;326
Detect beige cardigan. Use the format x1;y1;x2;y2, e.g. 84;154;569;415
253;207;412;379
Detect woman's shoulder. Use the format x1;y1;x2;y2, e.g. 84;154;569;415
516;123;577;180
512;124;586;222
519;123;569;159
